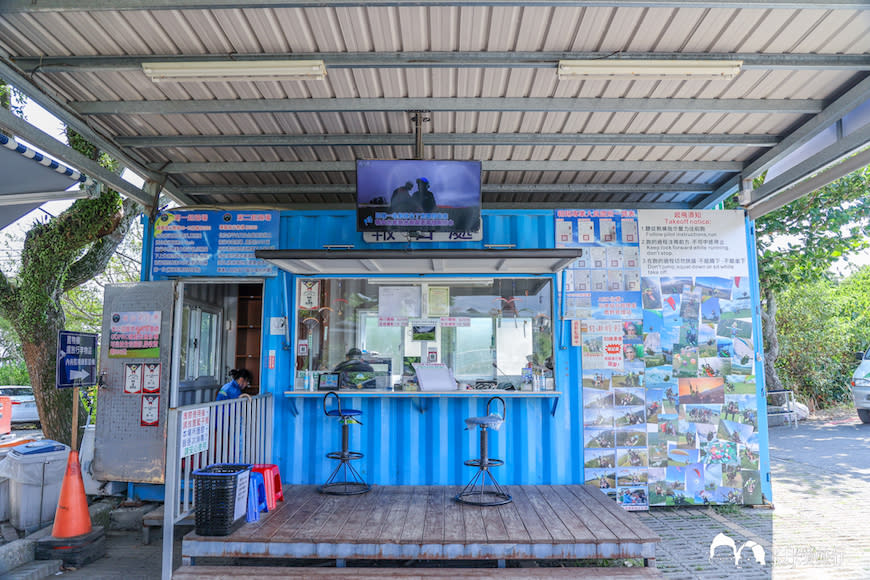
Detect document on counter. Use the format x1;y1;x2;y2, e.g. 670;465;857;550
412;363;456;391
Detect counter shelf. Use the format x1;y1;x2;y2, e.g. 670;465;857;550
283;389;561;416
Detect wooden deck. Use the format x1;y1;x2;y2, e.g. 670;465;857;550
181;485;660;568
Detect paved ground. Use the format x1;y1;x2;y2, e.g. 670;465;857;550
51;408;870;579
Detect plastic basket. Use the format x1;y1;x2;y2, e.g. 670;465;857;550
193;463;252;536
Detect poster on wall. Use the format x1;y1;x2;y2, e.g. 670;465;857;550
378;286;421;320
141;395;160;427
109;311;161;358
151;210;279;279
560;210;647;509
638;210;749;277
571;208;760;509
298;280;321;309
143;363;161;394
123;363;143;394
556;210;641;320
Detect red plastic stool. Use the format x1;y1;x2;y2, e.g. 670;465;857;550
252;464;283;510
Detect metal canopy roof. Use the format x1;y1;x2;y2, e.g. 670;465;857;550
0;1;868;215
256;248;582;275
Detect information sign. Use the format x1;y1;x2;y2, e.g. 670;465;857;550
56;331;98;388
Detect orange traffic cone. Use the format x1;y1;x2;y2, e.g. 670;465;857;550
51;450;93;538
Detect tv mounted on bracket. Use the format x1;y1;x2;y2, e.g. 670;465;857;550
356;159;482;233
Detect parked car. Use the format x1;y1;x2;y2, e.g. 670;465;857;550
0;385;40;425
851;348;870;424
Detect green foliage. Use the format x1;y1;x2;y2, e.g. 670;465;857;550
754;167;870;293
0;361;30;385
0;80;25;117
775;280;854;407
63;220;143;333
835;265;870;352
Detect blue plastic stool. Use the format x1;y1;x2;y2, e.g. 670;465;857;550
246;471;268;522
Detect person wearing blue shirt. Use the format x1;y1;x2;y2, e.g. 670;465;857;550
217;368;253;400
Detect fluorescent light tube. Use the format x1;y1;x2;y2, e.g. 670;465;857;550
142;60;327;82
557;59;742;80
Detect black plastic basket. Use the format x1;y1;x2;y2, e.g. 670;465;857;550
193;463;252;536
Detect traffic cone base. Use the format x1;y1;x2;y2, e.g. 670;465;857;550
52;450;93;538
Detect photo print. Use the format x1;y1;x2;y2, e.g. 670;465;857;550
584;449;616;469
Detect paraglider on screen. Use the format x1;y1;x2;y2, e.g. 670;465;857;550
356;159;482;233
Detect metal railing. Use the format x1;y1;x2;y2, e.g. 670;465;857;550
161;393;273;579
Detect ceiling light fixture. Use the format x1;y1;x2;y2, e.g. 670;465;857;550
142;60;327;82
557;59;742;80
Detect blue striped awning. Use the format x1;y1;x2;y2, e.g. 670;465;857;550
0;133;96;230
0;133;94;187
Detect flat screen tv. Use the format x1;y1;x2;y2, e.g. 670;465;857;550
356;159;482;232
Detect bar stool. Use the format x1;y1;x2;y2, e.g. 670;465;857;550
251;464;283;510
320;391;371;495
455;396;512;506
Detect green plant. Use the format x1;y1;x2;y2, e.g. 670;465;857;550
712;503;742;516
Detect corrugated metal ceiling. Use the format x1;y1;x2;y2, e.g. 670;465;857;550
0;2;868;210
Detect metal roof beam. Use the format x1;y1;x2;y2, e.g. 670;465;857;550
73;97;822;116
182;200;692;210
748;124;870;204
14;52;870;73
743;74;870;180
116;132;780;148
690;175;742;209
0;190;90;205
0;55;193;206
1;1;866;13
746;147;870;219
179;182;716;196
150;160;742;173
0;107;155;208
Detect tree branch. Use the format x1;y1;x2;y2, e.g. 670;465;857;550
63;198;141;292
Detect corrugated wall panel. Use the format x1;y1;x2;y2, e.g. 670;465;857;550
267;209;583;485
273;395;575;486
278;209;556;250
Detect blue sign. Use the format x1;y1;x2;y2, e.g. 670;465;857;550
56;331;98;389
151;210;279;279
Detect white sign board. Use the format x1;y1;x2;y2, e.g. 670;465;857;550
180;408;210;457
637;210;749;277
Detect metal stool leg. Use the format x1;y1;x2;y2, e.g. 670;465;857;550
321;420;371;495
455;426;512;506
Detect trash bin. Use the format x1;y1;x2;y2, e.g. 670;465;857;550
6;440;69;532
193;463;251;536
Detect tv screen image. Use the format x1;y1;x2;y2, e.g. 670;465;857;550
356;159;482;233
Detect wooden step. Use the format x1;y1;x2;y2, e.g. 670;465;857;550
173;564;661;579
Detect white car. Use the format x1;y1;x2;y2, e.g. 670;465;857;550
851;348;870;424
0;386;40;425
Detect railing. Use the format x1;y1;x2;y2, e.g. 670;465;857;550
161;393;273;580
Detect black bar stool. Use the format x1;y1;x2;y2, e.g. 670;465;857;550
455;396;512;506
320;391;371;495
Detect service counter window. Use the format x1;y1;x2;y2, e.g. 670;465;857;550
295;277;553;390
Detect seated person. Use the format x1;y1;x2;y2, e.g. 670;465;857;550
334;348;375;388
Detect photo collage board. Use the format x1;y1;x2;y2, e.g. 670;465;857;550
557;209;762;510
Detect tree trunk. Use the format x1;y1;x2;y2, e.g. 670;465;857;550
760;288;784;394
18;306;79;447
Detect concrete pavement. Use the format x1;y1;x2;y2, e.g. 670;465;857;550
50;409;870;579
